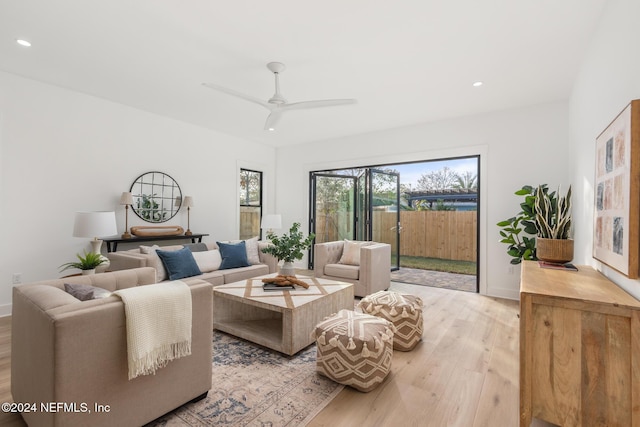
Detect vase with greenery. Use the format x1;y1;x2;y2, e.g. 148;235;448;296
59;251;107;275
261;222;315;276
534;184;573;263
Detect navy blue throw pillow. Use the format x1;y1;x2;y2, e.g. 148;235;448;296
156;247;202;280
217;241;250;270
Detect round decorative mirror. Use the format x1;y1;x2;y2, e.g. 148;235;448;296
130;171;182;223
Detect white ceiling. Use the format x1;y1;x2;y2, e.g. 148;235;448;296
0;0;607;147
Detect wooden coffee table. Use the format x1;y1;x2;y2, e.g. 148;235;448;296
212;275;354;355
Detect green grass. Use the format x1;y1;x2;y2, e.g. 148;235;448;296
393;255;477;275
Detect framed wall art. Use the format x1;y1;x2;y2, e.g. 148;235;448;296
593;99;640;279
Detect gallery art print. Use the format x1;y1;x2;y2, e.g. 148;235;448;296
593;100;640;279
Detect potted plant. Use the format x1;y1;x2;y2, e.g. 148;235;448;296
496;185;541;264
261;222;315;276
534;184;573;263
59;251;107;275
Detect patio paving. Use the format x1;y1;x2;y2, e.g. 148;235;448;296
390;267;477;292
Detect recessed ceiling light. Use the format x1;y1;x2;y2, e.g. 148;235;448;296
472;81;483;87
268;128;275;132
16;39;31;47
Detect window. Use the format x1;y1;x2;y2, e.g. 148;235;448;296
240;169;262;240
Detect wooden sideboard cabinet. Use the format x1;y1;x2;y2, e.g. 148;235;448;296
520;261;640;426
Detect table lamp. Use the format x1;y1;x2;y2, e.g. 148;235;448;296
183;196;193;236
73;211;118;254
119;192;134;239
261;214;282;234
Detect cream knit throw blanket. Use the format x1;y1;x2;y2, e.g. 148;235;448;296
113;281;192;380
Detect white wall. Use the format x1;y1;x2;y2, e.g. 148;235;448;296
0;71;276;314
277;101;570;299
569;0;640;298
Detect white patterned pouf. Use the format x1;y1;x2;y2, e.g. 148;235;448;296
359;290;423;351
313;309;394;392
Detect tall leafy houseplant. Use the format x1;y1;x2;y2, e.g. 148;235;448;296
497;185;545;264
261;222;315;275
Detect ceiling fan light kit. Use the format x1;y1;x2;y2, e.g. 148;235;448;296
203;62;356;131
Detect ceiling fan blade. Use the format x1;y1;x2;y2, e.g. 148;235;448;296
264;110;283;131
202;82;271;110
282;99;357;111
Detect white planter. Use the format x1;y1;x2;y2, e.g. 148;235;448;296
279;261;295;276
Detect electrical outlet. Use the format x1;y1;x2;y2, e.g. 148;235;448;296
12;273;22;284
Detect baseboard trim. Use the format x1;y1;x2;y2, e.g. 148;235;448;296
487;287;519;301
0;304;11;317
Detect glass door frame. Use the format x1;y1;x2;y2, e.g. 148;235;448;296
308;172;357;269
368;168;401;271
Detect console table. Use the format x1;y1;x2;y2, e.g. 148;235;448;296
102;233;208;252
519;261;640;426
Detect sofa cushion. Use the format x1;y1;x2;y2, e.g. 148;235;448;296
192;250;222;272
184;270;225;287
139;245;168;281
156;247;202;280
64;283;112;301
338;240;373;266
325;263;360;280
221;264;269;283
217;241;250;270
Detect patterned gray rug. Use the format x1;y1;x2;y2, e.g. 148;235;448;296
147;331;343;426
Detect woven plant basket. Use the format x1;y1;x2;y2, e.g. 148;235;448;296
536;238;574;264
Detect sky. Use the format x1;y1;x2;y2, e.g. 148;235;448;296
388;157;478;189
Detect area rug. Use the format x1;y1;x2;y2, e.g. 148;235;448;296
147;331;344;426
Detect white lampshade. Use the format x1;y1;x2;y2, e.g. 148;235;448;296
119;192;134;205
261;214;282;230
183;196;194;208
73;211;118;238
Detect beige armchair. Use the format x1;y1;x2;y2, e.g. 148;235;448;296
314;240;391;297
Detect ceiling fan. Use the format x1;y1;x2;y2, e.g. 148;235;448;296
203;62;357;131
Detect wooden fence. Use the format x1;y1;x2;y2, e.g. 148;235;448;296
317;211;477;262
245;209;477;262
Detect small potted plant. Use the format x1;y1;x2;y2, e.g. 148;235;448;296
59;251;107;275
261;222;315;276
534;184;573;264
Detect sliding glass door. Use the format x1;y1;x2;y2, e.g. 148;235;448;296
310;169;400;271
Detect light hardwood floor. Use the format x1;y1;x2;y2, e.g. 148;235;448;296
0;281;553;427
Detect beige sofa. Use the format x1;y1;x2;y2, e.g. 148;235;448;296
314;240;391;297
107;241;278;286
12;267;212;427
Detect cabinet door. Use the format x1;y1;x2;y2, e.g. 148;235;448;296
531;302;633;426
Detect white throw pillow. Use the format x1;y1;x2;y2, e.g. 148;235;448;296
245;236;261;265
338;240;372;266
192;250;222;272
139;245;167;281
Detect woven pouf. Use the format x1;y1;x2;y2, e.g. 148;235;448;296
359;290;423;351
313;309;395;392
